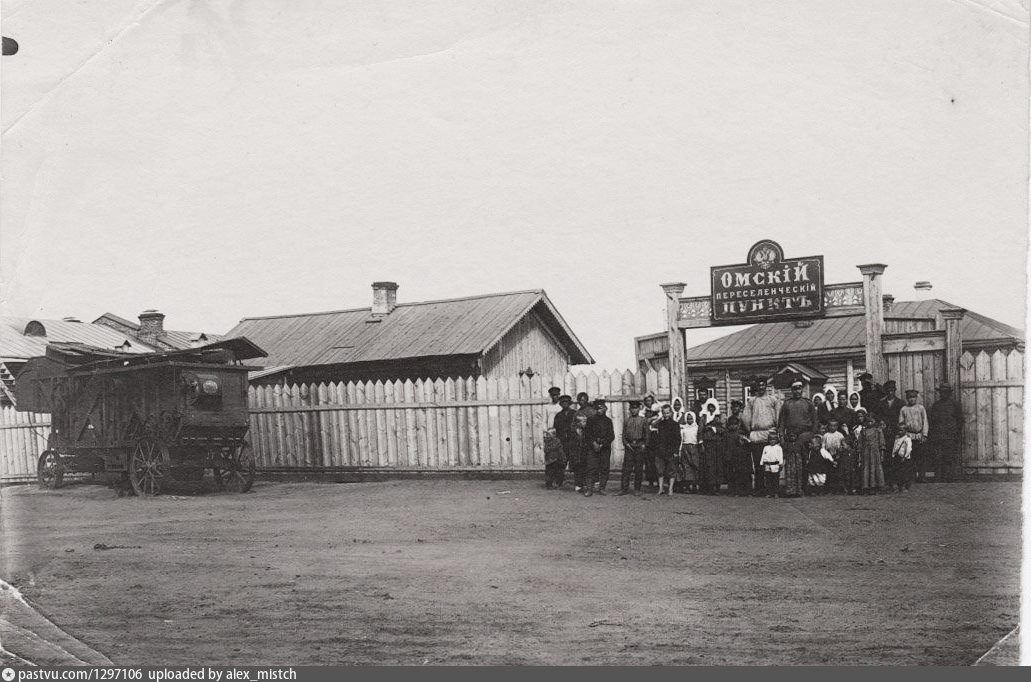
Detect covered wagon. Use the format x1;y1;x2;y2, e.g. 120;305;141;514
15;338;266;495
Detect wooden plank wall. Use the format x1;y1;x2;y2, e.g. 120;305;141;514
960;349;1024;474
480;310;572;379
0;407;51;482
885;350;944;406
245;369;671;472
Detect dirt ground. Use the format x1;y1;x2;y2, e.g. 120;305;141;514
0;479;1021;665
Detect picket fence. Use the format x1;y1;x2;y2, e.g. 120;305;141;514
247;369;670;471
0;353;1022;481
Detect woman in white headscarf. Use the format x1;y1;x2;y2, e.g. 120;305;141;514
700;397;721;430
671;396;685;424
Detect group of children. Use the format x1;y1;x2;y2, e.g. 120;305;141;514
542;380;929;499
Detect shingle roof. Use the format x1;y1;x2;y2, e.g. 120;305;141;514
0;317;155;362
225;289;593;369
685;298;1023;364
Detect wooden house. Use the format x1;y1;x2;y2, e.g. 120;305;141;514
639;291;1023;407
226;282;593;385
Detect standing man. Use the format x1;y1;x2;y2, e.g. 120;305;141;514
929;384;963;482
858;372;884;411
876;380;905;485
546;386;564;421
553;393;577;463
898;389;930;481
778;379;817;442
575;392;596;420
742;377;781;497
876;380;905;443
654;403;682;496
642;394;661;488
584;399;615;496
618;401;649;496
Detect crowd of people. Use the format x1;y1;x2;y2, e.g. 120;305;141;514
541;372;964;498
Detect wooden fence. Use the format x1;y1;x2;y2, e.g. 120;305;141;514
0;355;1022;481
247;369;670;471
0;407;51;483
960;349;1024;474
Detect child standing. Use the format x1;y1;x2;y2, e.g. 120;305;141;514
892;430;915;492
543;427;566;489
856;410;886;494
822;418;852;494
806;434;834;495
759;434;784;498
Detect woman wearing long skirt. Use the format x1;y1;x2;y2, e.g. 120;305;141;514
723;416;753;496
780;430;808;497
678;411;700;492
856;411;886;493
699;414;723;494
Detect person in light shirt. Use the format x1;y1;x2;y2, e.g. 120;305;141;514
759;433;784;498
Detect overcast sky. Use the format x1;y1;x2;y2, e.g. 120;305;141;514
1;0;1028;368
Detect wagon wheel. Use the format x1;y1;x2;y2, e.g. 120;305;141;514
128;437;168;497
37;451;64;490
213;441;255;493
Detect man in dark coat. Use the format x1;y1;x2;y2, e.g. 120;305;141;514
858;372;884;411
653;403;682;496
617;401;649;496
929;384;963;482
553;395;577;480
876;380;905;441
583;399;615;496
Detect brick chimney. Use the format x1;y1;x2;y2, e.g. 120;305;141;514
138;309;165;346
882;294;894;313
371;282;399;316
913;281;933;301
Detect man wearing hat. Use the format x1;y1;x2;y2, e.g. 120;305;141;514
618;401;649;495
876;380;905;442
898;389;930;481
546;386;564;421
583;399;615;495
858;372;884;411
553;395;578;486
778;378;817;441
929;384;963;482
742;376;782;496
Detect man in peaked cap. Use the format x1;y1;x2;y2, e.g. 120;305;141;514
742;376;782;496
546;386;564;422
552;395;577;489
778;379;816;442
929;384;963;482
583;399;615;495
898;389;930;482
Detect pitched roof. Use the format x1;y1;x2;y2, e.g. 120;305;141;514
685;298;1023;365
0;317;155;362
92;313;224;351
225;289;593;369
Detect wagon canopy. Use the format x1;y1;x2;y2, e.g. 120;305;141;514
14;337;267;413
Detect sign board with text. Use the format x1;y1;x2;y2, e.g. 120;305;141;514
709;240;825;325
